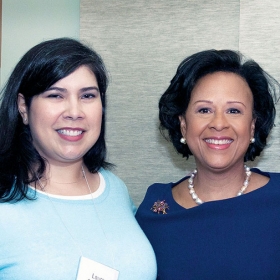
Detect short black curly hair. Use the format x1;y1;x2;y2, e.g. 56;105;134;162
159;49;279;162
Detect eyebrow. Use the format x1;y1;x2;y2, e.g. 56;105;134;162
80;86;100;92
227;101;246;108
193;100;212;104
45;86;100;93
193;100;246;107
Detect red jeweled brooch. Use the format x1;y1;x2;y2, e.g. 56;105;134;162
151;200;169;214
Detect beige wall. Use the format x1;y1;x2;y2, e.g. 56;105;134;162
80;0;280;206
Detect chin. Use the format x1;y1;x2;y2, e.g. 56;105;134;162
59;153;85;163
202;160;233;170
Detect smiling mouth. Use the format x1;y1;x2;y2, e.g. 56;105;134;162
57;129;83;136
204;139;233;145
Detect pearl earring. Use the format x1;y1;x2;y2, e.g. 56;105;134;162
250;137;255;143
180;137;187;144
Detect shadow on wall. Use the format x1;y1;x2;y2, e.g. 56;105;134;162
156;119;195;174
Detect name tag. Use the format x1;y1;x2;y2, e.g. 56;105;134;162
76;256;119;280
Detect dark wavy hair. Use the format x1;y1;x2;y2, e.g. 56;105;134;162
0;37;111;202
159;49;279;162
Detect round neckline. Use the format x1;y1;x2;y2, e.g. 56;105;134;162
170;169;271;210
29;171;105;200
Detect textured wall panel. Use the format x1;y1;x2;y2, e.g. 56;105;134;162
80;0;271;206
239;0;280;172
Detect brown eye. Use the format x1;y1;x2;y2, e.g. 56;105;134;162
198;108;211;114
228;108;241;114
47;94;62;99
82;93;95;99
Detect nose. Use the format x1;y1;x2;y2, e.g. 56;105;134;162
63;97;84;120
208;111;229;131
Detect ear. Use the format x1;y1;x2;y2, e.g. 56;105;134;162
251;118;256;138
179;115;187;136
18;93;28;124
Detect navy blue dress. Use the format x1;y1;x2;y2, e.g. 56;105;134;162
136;169;280;279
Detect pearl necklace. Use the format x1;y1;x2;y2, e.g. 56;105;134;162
188;164;252;205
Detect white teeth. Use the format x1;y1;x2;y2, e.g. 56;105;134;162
205;139;232;145
58;129;83;136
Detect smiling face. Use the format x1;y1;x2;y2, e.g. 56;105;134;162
179;71;255;171
18;66;103;166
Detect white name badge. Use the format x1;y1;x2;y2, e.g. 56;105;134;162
76;257;119;280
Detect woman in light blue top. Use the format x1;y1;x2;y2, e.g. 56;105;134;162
0;38;156;280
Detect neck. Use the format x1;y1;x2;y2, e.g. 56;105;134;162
36;162;98;196
45;162;84;183
190;164;251;203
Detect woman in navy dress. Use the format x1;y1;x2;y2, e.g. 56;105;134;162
136;49;280;279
